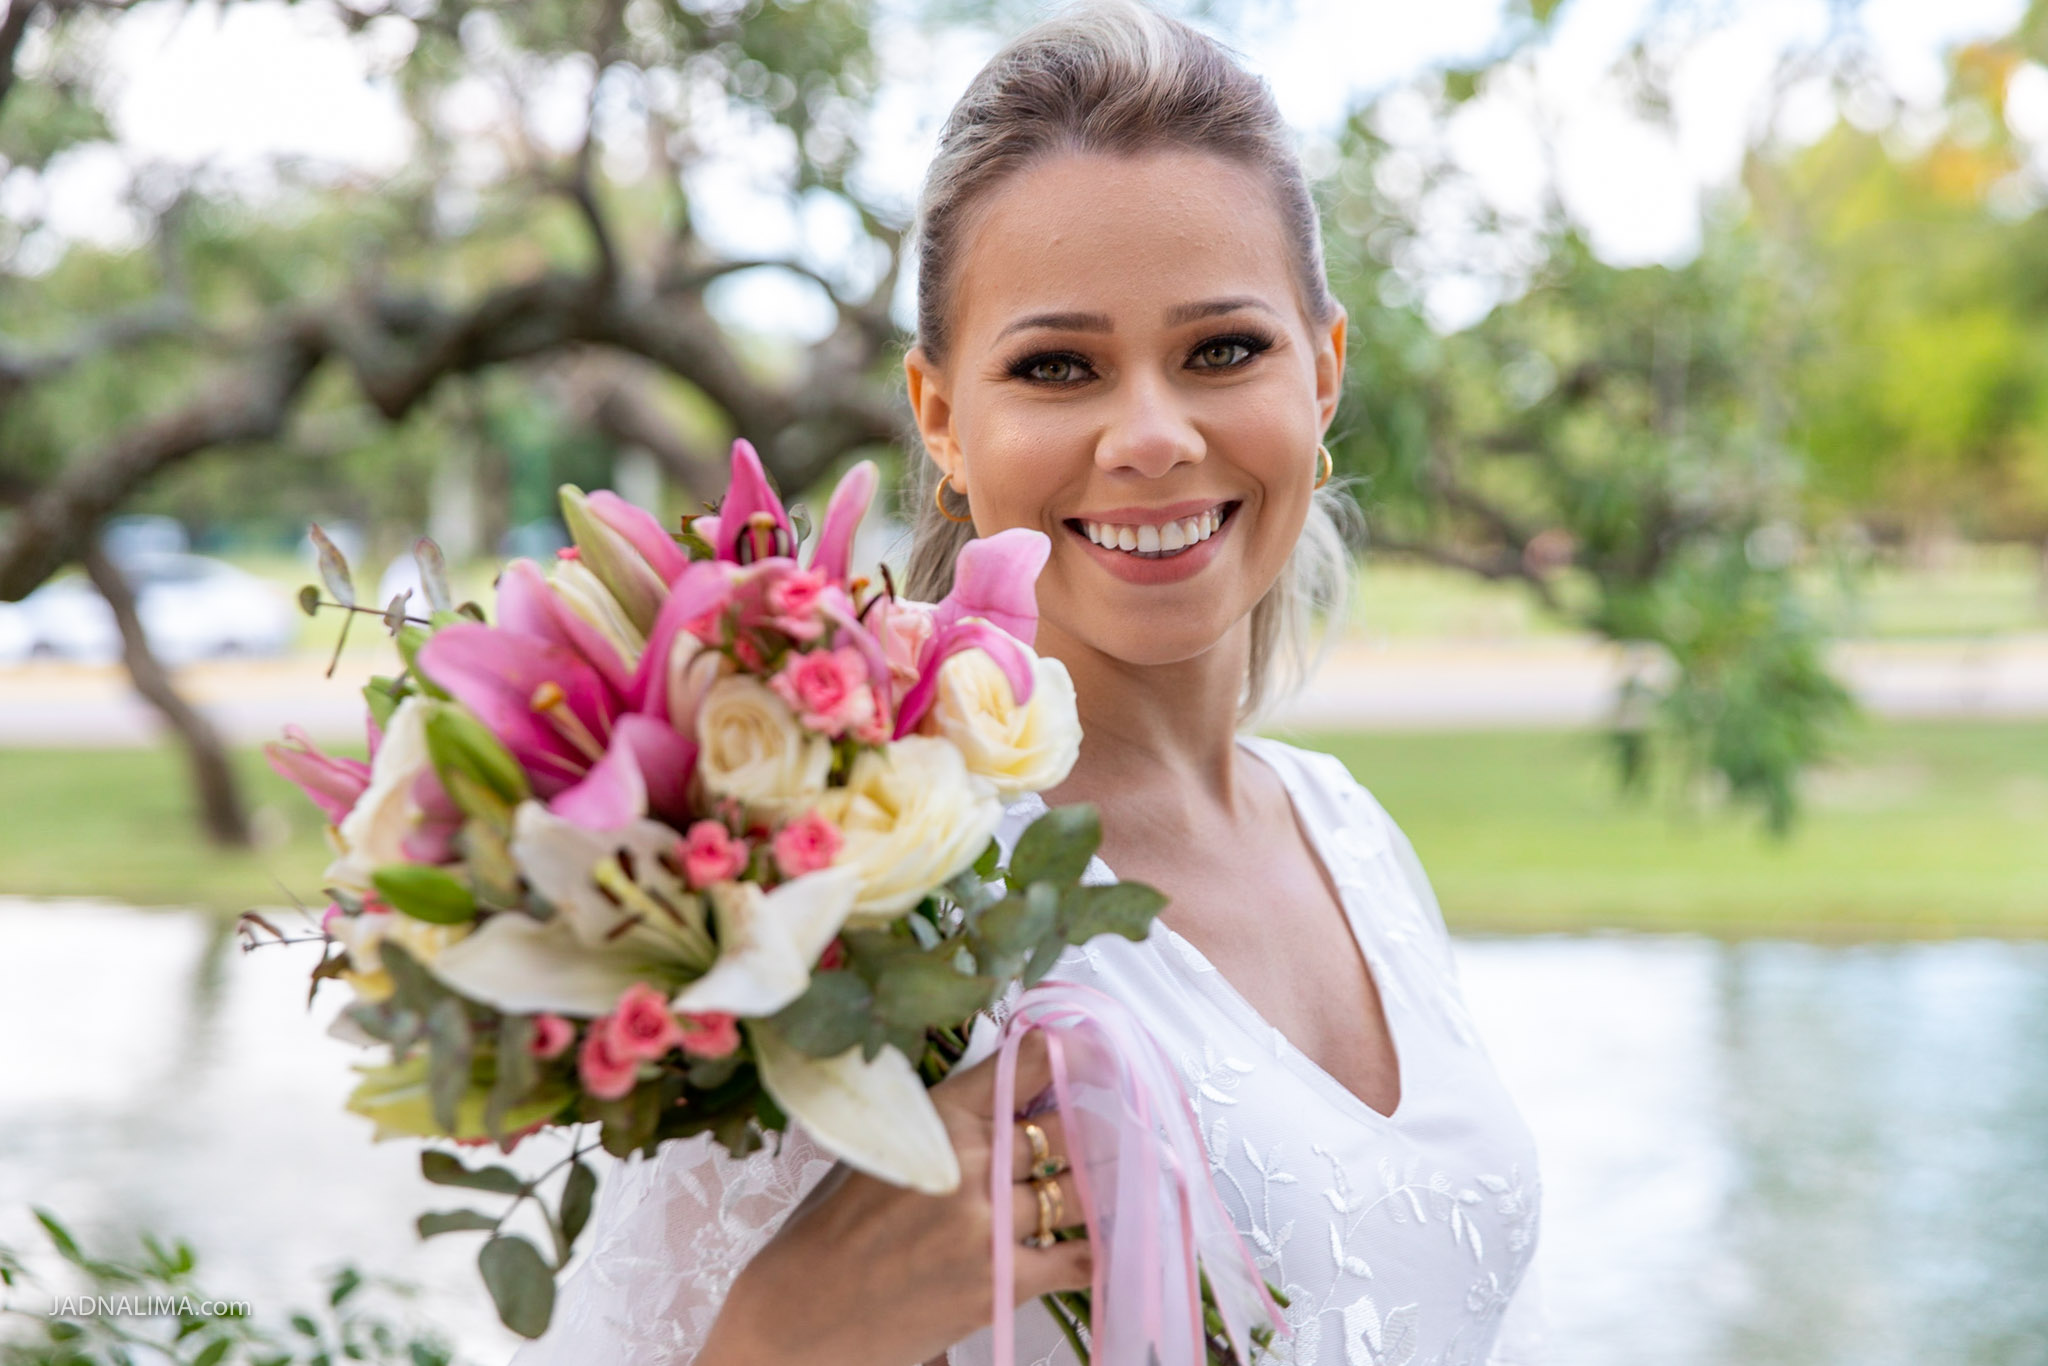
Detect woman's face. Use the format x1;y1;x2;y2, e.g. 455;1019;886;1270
905;147;1346;672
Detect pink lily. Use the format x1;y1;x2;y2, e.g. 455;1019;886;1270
417;625;622;798
893;617;1039;740
265;726;371;824
713;439;796;564
627;560;739;722
496;559;633;697
560;487;668;634
585;489;689;584
931;527;1049;645
808;458;877;586
402;765;467;864
548;713;698;831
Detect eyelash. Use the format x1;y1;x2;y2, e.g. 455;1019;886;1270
1004;330;1276;386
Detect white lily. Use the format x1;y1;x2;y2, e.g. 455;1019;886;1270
427;801;862;1019
751;1023;961;1194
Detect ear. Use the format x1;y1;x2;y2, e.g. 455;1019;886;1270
903;344;963;488
1315;305;1348;435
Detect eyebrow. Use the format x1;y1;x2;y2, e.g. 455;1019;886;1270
994;296;1279;341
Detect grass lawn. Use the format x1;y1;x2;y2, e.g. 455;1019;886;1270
2;720;2043;935
1267;720;2048;939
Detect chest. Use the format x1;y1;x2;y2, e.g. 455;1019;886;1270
1096;812;1405;1120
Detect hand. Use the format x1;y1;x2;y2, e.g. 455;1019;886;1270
698;1032;1092;1366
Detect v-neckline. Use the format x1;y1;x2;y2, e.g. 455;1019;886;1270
1033;734;1414;1126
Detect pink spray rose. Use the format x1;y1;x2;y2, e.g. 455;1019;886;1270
529;1014;576;1060
608;983;686;1060
773;809;844;878
676;1012;741;1059
678;820;750;889
577;1023;640;1100
769;645;877;738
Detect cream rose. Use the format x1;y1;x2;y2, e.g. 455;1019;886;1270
695;675;832;819
324;696;433;893
816;736;1003;922
926;649;1081;801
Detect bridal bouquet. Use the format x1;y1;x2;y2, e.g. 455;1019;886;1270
249;440;1172;1340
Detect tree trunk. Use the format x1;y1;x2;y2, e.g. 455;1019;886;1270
82;544;253;848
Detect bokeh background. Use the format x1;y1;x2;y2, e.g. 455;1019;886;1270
3;0;2047;1362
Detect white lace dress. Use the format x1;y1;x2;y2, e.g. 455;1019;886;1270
509;734;1546;1366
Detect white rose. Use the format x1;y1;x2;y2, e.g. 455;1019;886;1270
324;696;433;893
695;675;832;819
927;649;1081;801
817;736;1003;922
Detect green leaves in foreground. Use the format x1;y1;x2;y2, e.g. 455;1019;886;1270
409;1145;599;1339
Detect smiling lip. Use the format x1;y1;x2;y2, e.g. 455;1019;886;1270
1064;500;1240;586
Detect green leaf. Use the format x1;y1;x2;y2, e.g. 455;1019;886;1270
478;1235;556;1338
194;1338;231;1366
292;1313;321;1337
424;702;531;808
559;1161;598;1247
972;837;1001;879
396;625;453;700
426;998;475;1135
373;865;477;925
370;940;450;1021
417;1210;499;1238
873;954;996;1033
768;970;872;1057
968;890;1056;976
422;1149;525;1194
487;1015;540;1141
414;538;454;613
1008;804;1100;887
298;584;322;617
329;1267;362;1306
1059;882;1168;944
308;524;355;608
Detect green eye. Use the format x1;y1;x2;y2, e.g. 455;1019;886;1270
1030;357;1078;383
1193;340;1251;368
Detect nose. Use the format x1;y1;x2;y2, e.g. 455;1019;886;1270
1093;369;1204;479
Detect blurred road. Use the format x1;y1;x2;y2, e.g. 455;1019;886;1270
4;633;2048;746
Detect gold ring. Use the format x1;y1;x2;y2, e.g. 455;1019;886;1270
1023;1180;1061;1249
1019;1120;1069;1182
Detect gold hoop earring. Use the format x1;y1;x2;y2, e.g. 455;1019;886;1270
935;472;974;523
1314;442;1333;490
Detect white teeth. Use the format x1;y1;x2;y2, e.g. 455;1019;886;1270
1079;505;1230;557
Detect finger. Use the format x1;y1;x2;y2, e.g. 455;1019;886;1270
946;1026;1056;1120
1010;1111;1072;1184
1013;1228;1093;1302
1010;1172;1084;1247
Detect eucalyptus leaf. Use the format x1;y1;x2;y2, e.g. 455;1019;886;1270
1059;881;1169;944
478;1235;555;1338
1008;804;1100;887
426;998;475;1134
376;940;451;1017
297;584;321;617
559;1161;597;1248
768;970;872;1058
875;951;995;1031
420;1150;523;1195
417;1210;498;1239
486;1015;539;1141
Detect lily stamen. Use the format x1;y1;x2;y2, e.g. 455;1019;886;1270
528;681;608;764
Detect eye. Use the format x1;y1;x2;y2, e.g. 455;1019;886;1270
1188;332;1272;371
1008;351;1094;385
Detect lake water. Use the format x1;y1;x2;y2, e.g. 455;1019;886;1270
2;898;2045;1365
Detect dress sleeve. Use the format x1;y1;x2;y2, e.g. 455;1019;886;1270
508;1126;839;1366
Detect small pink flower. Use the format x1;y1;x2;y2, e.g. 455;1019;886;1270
873;597;937;690
678;820;750;889
578;1023;640;1100
556;546;581;561
609;983;685;1060
529;1014;575;1060
676;1011;741;1059
732;635;767;671
773;810;844;878
763;566;829;641
769;646;875;738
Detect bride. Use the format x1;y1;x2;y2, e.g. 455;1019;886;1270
513;2;1546;1362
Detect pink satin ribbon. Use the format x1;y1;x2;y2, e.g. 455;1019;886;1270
989;981;1287;1365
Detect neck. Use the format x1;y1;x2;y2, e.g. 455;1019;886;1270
1030;613;1257;829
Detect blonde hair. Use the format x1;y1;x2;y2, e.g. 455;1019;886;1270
901;0;1361;726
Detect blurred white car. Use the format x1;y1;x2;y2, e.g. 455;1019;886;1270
0;600;32;665
17;553;298;664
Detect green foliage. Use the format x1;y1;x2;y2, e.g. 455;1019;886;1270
0;1212;454;1366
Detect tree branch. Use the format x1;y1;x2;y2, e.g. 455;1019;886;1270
1366;529;1564;614
0;0;41;120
